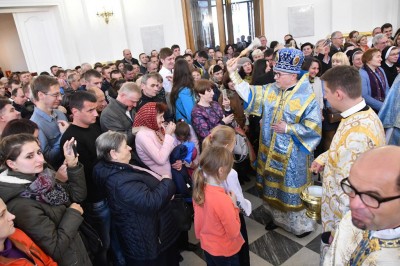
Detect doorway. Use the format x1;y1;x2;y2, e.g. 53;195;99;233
181;0;264;52
0;13;28;74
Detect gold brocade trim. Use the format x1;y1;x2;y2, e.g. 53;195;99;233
230;71;243;85
304;120;322;136
289;98;302;112
290;125;313;153
271;152;289;164
264;178;310;194
294;93;315;123
336;123;384;149
246;85;271;116
263;195;305;212
270;81;300;124
366;230;400;248
377;238;400;248
264;140;293;179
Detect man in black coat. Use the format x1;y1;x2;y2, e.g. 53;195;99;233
122;49;139;65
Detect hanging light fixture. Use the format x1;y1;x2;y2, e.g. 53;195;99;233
97;10;114;24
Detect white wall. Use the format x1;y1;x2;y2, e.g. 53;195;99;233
264;0;399;46
0;0;186;71
0;13;28;72
61;0;186;66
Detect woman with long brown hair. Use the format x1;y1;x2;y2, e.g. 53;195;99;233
170;59;195;124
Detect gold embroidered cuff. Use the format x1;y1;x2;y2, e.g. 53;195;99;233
229;71;243;85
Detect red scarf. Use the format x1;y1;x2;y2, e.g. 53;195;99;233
133;102;164;134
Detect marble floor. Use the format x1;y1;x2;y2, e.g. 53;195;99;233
180;175;322;266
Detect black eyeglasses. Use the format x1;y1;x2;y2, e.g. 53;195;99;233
340;177;400;208
45;92;61;98
273;72;292;78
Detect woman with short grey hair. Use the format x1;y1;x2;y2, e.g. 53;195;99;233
93;131;180;266
95;131;127;162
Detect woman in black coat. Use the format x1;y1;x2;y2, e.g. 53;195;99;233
93;131;179;266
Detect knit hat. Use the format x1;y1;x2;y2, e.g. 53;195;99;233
237;57;252;70
273;48;304;74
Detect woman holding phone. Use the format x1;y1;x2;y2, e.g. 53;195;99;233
0;133;91;265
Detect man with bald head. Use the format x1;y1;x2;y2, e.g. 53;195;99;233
122;49;139;66
324;146;400;265
312;66;386;258
87;87;107;113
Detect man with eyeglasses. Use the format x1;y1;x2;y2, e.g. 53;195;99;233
227;48;322;238
372;33;389;52
317;31;345;75
324;146;400;265
311;66;386;259
30;75;69;169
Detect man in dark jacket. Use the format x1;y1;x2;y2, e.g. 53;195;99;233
100;82;142;145
122;49;139;65
136;73;174;122
60;91;108;265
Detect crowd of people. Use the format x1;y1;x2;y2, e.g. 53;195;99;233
0;21;399;266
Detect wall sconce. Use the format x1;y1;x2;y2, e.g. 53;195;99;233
97;10;114;24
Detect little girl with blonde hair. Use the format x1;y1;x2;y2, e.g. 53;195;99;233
193;145;244;265
200;125;252;266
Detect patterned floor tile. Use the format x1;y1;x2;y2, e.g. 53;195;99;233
281;247;320;266
244;216;268;244
240;174;257;192
180;250;206;266
250;251;274;266
248;204;273;226
249;231;303;266
305;234;322;254
245;184;264;198
192;242;206;261
243;191;263;211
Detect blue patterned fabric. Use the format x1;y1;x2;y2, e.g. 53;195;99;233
379;74;400;145
273;48;305;74
246;75;322;210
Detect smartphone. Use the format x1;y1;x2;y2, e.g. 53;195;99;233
71;141;78;157
222;89;228;100
324;38;332;46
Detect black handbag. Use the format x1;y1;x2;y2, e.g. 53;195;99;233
79;219;103;260
170;195;193;232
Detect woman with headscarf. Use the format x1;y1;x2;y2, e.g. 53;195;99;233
381;46;399;87
134;102;181;178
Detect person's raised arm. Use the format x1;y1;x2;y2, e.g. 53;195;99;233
226;59;251;102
